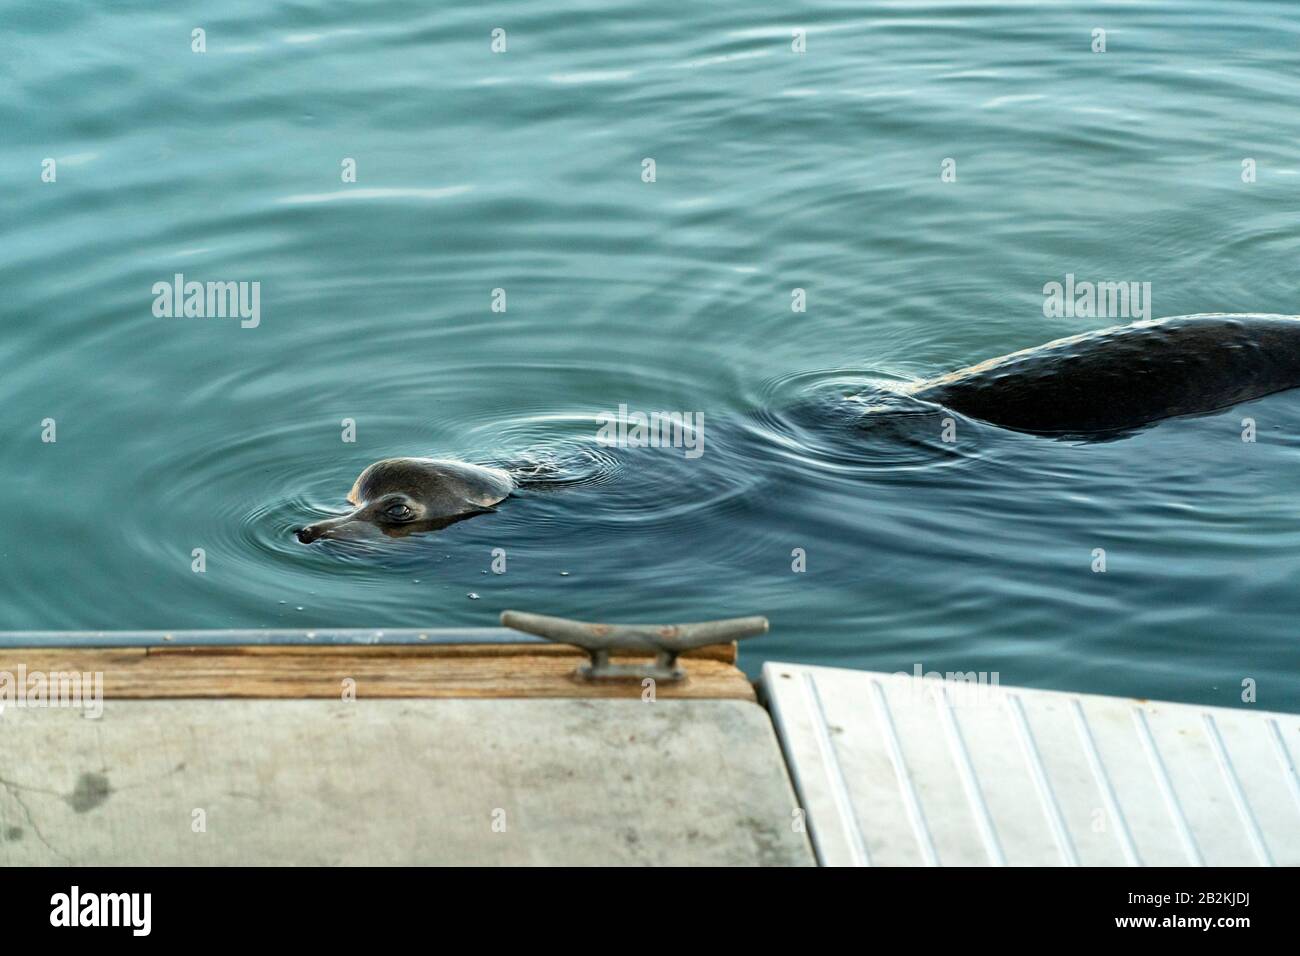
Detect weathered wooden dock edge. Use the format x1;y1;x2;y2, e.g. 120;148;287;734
0;629;750;701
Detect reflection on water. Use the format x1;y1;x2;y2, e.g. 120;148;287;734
2;1;1300;710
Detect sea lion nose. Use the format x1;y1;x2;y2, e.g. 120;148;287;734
295;524;321;544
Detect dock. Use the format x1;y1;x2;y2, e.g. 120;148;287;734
0;626;811;866
0;620;1296;866
763;663;1300;866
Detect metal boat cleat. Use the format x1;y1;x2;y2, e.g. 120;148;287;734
500;610;768;682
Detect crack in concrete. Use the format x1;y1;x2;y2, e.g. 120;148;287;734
0;779;68;862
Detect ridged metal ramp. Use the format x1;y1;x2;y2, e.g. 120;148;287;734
761;663;1300;867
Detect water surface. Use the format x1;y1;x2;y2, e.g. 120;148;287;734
3;1;1300;709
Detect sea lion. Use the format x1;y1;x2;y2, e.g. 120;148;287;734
295;458;514;543
908;314;1300;436
295;314;1300;543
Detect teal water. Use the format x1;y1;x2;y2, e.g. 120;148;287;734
3;2;1299;709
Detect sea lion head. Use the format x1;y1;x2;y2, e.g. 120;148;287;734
295;457;514;543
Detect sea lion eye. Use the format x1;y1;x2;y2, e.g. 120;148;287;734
385;503;413;520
